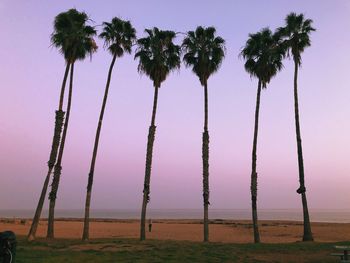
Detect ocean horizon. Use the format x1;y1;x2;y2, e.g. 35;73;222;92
1;209;349;223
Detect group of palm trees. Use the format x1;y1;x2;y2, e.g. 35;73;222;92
27;8;315;244
241;15;315;243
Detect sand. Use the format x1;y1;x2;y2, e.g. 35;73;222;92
1;218;350;243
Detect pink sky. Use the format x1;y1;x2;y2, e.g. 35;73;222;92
0;0;349;211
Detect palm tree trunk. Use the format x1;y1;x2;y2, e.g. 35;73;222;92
293;60;313;241
251;80;262;243
47;62;75;239
82;54;117;241
202;81;210;242
140;85;159;241
27;63;70;241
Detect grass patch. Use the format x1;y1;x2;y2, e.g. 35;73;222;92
14;236;350;263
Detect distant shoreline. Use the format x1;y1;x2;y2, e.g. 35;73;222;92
1;208;349;223
1;217;349;225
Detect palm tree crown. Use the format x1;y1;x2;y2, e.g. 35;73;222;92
241;28;284;87
51;8;98;63
99;17;136;57
134;27;181;88
277;13;315;65
182;26;225;86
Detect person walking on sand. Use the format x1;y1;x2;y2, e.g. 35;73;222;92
148;219;153;232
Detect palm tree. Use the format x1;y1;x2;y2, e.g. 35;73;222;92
135;27;180;240
241;28;284;243
82;17;136;241
46;9;98;239
277;13;315;242
182;26;225;242
27;8;85;241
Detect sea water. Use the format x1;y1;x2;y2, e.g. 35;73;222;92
0;209;349;223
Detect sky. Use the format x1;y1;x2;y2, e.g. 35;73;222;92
0;0;349;213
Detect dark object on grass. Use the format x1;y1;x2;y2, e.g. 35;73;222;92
0;231;16;263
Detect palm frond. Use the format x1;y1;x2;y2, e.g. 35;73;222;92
134;27;181;87
278;12;316;65
99;17;136;57
182;26;226;86
241;28;284;88
51;8;98;63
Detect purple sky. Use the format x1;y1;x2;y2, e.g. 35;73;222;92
0;0;349;212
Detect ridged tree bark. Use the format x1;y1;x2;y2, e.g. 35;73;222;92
82;53;117;241
27;63;70;241
293;59;313;241
47;62;75;239
251;80;262;243
202;81;210;242
140;84;159;241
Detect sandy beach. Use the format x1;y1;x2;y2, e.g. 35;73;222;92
1;218;350;243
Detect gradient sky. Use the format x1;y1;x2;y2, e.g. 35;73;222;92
0;0;349;212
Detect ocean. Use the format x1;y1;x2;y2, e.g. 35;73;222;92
0;209;349;223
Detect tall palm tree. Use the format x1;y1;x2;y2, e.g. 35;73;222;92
27;8;87;241
241;28;284;243
82;17;136;241
182;26;225;242
277;13;315;242
135;27;180;240
46;9;98;239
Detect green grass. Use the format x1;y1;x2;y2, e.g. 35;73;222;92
13;237;350;263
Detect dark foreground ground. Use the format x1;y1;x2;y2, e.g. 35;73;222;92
13;237;349;263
